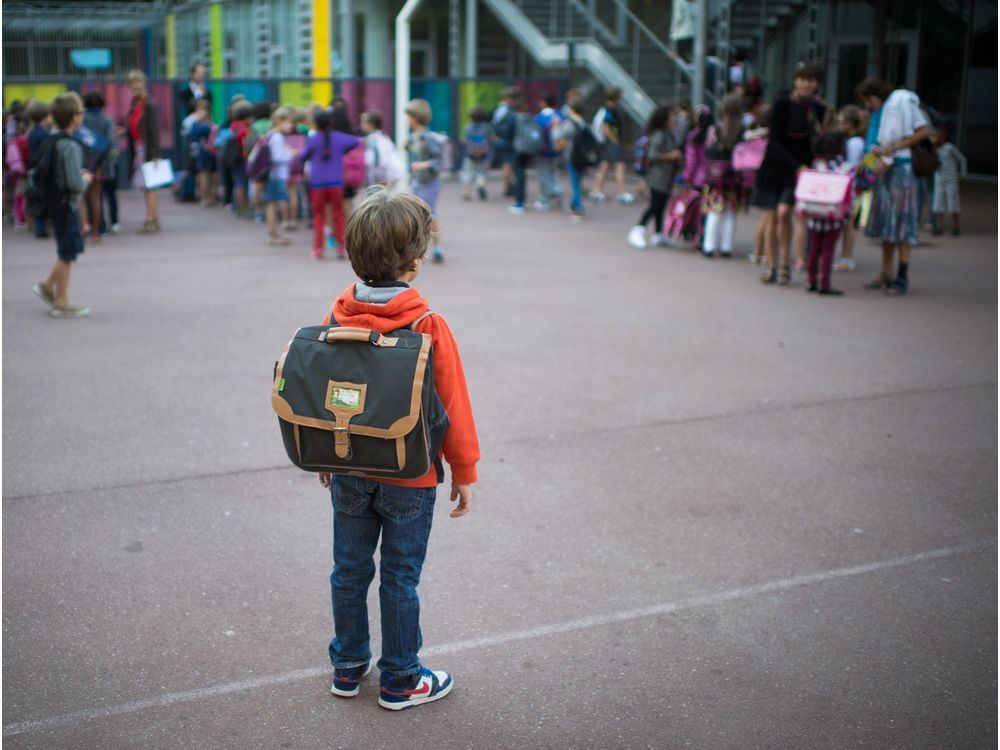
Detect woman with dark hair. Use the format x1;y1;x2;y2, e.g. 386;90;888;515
126;69;162;234
627;104;682;248
296;108;361;259
752;63;826;284
856;76;930;296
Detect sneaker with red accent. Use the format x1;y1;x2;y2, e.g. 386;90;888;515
330;661;372;697
378;667;453;710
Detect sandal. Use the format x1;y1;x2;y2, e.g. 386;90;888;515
778;266;792;285
269;234;291;246
884;277;908;296
864;273;890;290
761;268;778;284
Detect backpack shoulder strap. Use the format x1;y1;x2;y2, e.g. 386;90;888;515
409;310;434;331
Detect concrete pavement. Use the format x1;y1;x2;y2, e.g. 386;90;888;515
3;177;997;749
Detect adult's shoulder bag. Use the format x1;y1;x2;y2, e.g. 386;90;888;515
271;316;449;480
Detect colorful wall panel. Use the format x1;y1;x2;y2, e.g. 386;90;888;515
209;80;270;123
338;80;394;137
3;83;68;108
458;81;505;129
409;80;454;136
81;81;175;149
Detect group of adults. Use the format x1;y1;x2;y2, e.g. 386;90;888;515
753;64;931;296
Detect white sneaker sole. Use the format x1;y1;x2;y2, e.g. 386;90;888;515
378;677;454;710
330;662;372;697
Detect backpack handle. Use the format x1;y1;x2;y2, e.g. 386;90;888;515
322;327;398;347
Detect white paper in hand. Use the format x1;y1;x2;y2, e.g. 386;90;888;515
141;159;174;189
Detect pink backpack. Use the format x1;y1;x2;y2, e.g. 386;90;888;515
342;145;366;189
664;189;703;243
733;138;766;171
794;169;853;220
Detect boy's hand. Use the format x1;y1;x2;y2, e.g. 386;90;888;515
319;472;331;489
449;483;472;518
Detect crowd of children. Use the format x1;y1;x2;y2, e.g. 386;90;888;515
2;71;973;319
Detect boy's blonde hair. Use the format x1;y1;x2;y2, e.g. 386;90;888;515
270;106;293;127
345;187;433;282
50;92;83;130
405;99;432;126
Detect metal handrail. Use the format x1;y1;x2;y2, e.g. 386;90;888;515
603;0;691;75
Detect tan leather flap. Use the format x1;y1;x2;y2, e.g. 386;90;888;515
271;328;431;440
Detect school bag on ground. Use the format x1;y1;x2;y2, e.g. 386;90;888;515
794;169;853;221
271;315;449;480
513;113;544;155
664;189;703;243
25;132;71;220
245;135;271;182
569;121;600;168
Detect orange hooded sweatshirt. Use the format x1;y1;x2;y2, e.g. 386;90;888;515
323;283;480;487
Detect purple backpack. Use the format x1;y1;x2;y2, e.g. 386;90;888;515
246;135;271;181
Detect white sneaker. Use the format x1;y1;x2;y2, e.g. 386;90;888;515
111;223;121;235
589;191;608;202
649;233;669;247
627;225;647;249
618;193;636;205
532;199;549;212
833;257;856;272
508;204;525;215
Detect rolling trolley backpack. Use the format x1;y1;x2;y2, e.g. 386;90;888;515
272;314;449;480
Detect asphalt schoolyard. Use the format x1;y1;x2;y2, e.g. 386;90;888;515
3;174;997;749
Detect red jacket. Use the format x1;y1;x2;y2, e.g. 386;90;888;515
323;284;480;487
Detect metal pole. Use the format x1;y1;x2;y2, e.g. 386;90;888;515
692;0;706;107
395;0;424;156
464;0;477;78
448;0;460;77
342;0;356;78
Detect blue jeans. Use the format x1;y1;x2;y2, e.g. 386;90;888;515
567;163;584;213
328;476;436;677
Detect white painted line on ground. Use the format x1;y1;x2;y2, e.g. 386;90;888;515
4;538;994;737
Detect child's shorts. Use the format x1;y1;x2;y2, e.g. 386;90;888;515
933;181;960;214
411;179;441;217
51;203;84;262
263;177;289;203
231;164;248;190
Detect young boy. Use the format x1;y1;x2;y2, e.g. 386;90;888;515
404;99;445;262
931;127;967;236
534;93;564;211
33;93;91;318
460;106;491;201
318;188;479;710
589;87;634;205
263;107;297;246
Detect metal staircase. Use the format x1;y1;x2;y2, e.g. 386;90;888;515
481;0;694;124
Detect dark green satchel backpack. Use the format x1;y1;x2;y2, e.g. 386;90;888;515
272;316;449;480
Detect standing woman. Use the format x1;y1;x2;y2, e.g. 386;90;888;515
856;77;930;296
126;69;161;234
752;64;826;285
